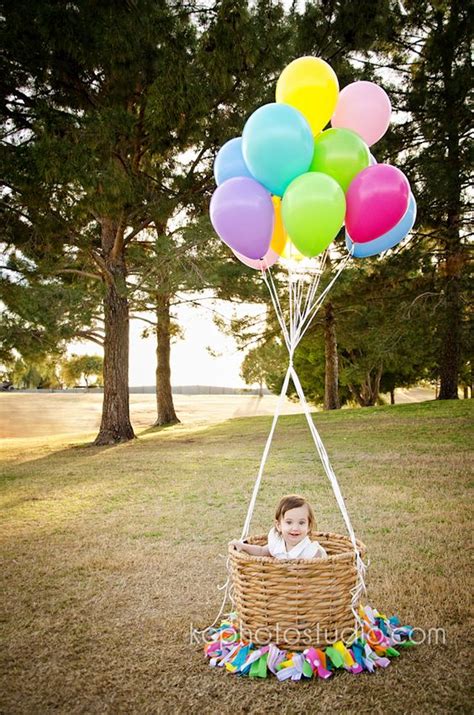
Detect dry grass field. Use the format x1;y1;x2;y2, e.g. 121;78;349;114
0;392;309;439
0;387;436;439
1;398;472;713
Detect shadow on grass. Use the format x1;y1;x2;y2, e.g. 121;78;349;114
138;419;182;436
2;399;472;483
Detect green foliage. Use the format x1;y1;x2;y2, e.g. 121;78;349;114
387;0;472;397
61;354;104;388
0;250;103;365
5;355;62;389
333;254;437;404
0;0;294;407
240;338;286;392
291;0;402;73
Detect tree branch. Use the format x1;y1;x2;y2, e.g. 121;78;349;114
74;331;104;347
86;249;114;286
55;268;102;281
123;217;154;246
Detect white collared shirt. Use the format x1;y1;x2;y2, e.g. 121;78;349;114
267;527;327;560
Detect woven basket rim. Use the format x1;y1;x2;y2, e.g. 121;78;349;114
229;530;367;564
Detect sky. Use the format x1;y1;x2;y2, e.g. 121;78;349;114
70;297;264;388
129;299;263;388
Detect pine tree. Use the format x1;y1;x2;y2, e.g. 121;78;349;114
2;1;203;441
0;0;292;442
0;250;102;369
394;0;472;399
127;0;294;425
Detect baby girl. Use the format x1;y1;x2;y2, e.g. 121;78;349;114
230;493;327;559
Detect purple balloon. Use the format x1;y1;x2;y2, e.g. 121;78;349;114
210;176;274;259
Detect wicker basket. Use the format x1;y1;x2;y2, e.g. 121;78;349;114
229;531;367;650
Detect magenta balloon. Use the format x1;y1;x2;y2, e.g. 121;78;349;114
345;164;410;243
210;177;274;259
232;247;280;271
331;81;391;147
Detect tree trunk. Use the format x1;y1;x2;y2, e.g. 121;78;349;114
390;388;395;405
368;365;383;405
350;365;383;407
324;302;340;410
437;260;461;400
155;293;180;426
94;219;135;445
437;6;464;400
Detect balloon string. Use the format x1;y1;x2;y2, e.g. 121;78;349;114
242;252;352;537
290;366;367;615
264;269;291;353
295;251;352;345
203;249;360;629
302;249;328;322
240;365;293;540
297;250;327;332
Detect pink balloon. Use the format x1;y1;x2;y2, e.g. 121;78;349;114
232;247;279;271
345;164;410;243
331;81;391;147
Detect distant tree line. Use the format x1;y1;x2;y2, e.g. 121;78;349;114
2;353;103;390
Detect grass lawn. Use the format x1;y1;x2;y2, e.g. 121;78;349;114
1;399;472;713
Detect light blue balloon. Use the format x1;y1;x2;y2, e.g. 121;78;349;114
242;103;314;197
346;193;417;258
369;153;377;166
214;137;253;186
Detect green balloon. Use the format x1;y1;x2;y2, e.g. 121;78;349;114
282;172;346;257
310;128;370;193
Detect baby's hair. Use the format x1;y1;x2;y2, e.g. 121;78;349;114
274;494;315;532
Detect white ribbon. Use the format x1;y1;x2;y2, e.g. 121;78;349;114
205;249;367;633
241;250;367;624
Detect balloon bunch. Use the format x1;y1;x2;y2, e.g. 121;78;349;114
210;56;416;268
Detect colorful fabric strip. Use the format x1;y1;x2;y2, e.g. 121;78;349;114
203;604;415;681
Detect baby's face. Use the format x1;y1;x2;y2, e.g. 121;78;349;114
277;505;310;547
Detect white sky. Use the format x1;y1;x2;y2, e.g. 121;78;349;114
70;298;264;388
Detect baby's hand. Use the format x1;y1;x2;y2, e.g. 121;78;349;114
229;539;245;551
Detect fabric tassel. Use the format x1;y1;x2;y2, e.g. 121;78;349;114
267;644;287;674
204;605;415;682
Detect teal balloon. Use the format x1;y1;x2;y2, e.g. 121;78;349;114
282;172;346;257
242;103;314;197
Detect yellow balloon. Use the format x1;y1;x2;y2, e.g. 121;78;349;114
281;239;305;262
270;196;287;255
276;56;339;136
